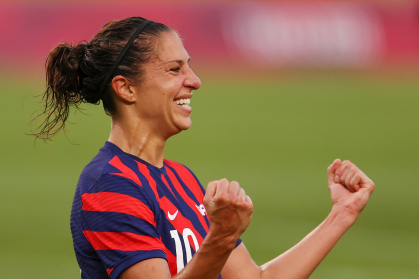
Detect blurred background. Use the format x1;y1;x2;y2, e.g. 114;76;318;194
1;0;418;278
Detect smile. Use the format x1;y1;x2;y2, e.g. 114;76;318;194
174;98;191;108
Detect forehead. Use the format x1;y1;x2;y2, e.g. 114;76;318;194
154;31;189;62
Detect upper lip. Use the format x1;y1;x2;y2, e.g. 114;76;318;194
173;93;193;101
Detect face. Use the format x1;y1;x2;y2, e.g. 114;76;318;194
133;31;201;138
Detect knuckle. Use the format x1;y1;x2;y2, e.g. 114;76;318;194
370;182;376;190
229;181;239;189
246;195;253;204
216;191;227;201
218;178;228;187
351;175;358;184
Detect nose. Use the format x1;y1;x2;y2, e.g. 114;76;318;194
184;68;201;90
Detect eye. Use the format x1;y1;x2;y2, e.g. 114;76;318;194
170;67;181;72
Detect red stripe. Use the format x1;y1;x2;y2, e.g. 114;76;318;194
163;243;177;276
161;173;178;200
109;156;142;186
163;160;205;202
81;192;156;226
136;161;159;201
106;269;113;276
83;231;165;252
165;167;209;233
159;196;204;247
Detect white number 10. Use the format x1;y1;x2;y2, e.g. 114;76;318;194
170;229;200;273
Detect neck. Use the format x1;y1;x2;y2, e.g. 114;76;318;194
108;116;168;168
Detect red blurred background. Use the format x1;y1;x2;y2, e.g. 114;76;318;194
1;0;418;72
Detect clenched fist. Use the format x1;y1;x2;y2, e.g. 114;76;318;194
327;159;375;219
203;179;253;242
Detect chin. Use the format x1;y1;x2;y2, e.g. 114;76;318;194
177;118;192;131
167;120;192;138
179;121;192;131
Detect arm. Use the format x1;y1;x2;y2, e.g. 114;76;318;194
121;179;254;279
222;159;375;279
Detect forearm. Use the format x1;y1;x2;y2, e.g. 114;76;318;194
175;230;239;279
222;160;374;279
260;206;357;279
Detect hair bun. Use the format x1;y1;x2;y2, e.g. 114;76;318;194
77;44;102;104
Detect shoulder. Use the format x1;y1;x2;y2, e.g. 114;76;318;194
76;142;157;202
72;144;160;224
77;142;135;192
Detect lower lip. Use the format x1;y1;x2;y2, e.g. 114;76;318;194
175;104;192;113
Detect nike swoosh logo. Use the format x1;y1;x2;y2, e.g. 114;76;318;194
168;210;179;220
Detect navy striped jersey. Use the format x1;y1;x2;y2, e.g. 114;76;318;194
71;141;241;279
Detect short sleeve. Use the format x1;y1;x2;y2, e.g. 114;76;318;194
80;174;167;279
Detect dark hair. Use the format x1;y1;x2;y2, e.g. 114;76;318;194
32;17;171;141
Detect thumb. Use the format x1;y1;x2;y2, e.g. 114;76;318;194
327;159;342;184
359;173;375;195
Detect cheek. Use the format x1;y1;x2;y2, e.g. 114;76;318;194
163;80;177;94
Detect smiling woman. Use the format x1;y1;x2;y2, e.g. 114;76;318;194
33;16;375;279
111;30;201;145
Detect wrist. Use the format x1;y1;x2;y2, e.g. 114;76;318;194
203;229;239;253
330;204;359;228
179;230;238;279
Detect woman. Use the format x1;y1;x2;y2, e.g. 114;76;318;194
35;17;375;279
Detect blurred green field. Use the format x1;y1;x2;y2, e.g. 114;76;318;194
1;71;418;278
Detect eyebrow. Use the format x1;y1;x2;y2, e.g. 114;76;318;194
166;57;191;65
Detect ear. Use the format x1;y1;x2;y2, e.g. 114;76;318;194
111;75;137;103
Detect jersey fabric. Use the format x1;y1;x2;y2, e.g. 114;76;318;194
71;141;241;279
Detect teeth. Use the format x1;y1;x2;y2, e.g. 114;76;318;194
174;98;191;105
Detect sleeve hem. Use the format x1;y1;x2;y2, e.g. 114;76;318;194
110;250;167;279
235;238;242;248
